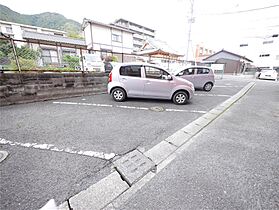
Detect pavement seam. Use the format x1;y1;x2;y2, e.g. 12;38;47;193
58;82;255;210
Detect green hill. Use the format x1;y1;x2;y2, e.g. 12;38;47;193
0;4;82;37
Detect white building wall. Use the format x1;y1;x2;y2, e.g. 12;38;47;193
93;25;112;46
237;34;279;69
84;25;92;47
11;25;22;40
123;31;134;48
83;22;133;54
259;37;279;68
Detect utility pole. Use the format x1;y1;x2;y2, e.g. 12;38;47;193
186;0;195;63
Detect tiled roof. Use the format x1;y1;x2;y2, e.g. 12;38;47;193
22;31;86;47
203;49;253;62
137;38;183;57
82;18;134;34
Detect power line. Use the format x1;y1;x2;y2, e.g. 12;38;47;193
200;4;279;16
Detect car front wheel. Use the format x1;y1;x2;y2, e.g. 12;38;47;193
112;88;126;102
173;91;188;105
203;82;213;91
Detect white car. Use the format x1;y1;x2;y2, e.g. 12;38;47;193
259;69;278;81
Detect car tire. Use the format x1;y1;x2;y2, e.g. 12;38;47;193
112;88;126;102
172;91;188;105
203;82;213;91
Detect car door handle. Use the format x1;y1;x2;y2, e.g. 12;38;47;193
146;81;151;85
121;78;127;81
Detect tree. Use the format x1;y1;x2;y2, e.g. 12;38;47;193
0;40;13;59
63;55;79;69
15;46;40;60
104;55;118;62
67;31;84;40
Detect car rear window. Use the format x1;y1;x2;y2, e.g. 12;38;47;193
120;65;141;77
197;68;210;74
183;68;195;75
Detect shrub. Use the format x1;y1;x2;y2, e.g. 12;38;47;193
63;55;80;69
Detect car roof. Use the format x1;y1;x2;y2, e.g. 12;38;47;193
114;62;169;70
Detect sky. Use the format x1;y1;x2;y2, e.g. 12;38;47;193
1;0;279;59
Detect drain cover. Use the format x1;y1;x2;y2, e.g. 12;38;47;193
150;106;165;112
114;150;156;186
0;151;8;163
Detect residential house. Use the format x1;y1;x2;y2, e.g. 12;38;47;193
82;18;134;62
0;20;86;67
203;49;253;74
111;18;155;51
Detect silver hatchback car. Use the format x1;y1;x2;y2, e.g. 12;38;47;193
108;63;195;105
174;66;215;91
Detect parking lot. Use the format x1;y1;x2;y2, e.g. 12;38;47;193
0;78;253;210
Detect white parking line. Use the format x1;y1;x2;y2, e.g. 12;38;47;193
53;101;113;107
116;105;149;110
0;138;115;160
53;101;206;114
194;93;231;97
214;85;243;88
165;109;207;114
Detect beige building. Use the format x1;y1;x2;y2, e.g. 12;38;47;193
195;43;215;63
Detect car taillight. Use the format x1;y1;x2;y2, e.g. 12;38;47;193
108;72;112;83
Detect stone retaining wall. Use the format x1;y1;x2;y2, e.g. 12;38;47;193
0;72;108;106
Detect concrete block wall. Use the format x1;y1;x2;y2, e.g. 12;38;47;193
0;72;108;106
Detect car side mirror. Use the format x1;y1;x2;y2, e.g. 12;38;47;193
178;72;183;76
167;75;172;80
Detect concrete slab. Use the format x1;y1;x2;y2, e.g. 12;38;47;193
209;108;224;116
57;202;69;210
192;117;212;127
165;130;193;147
114;150;156;186
144;141;177;165
69;171;129;210
0;151;9;163
181;122;203;135
219;99;234;107
201;112;219;120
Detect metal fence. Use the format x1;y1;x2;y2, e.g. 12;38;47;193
0;37;186;73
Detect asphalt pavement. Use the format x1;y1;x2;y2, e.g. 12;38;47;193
117;80;279;210
0;78;254;210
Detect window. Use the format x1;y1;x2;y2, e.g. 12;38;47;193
259;54;270;57
112;34;122;42
197;68;210;74
6;26;13;33
120;65;141;77
42;49;58;65
145;66;169;80
183;68;195;75
263;40;273;44
54;33;64;36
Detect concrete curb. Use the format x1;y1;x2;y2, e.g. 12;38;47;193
58;82;255;210
0;150;9;163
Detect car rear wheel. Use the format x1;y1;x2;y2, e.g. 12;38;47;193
173;91;188;105
112;88;126;102
203;82;213;91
